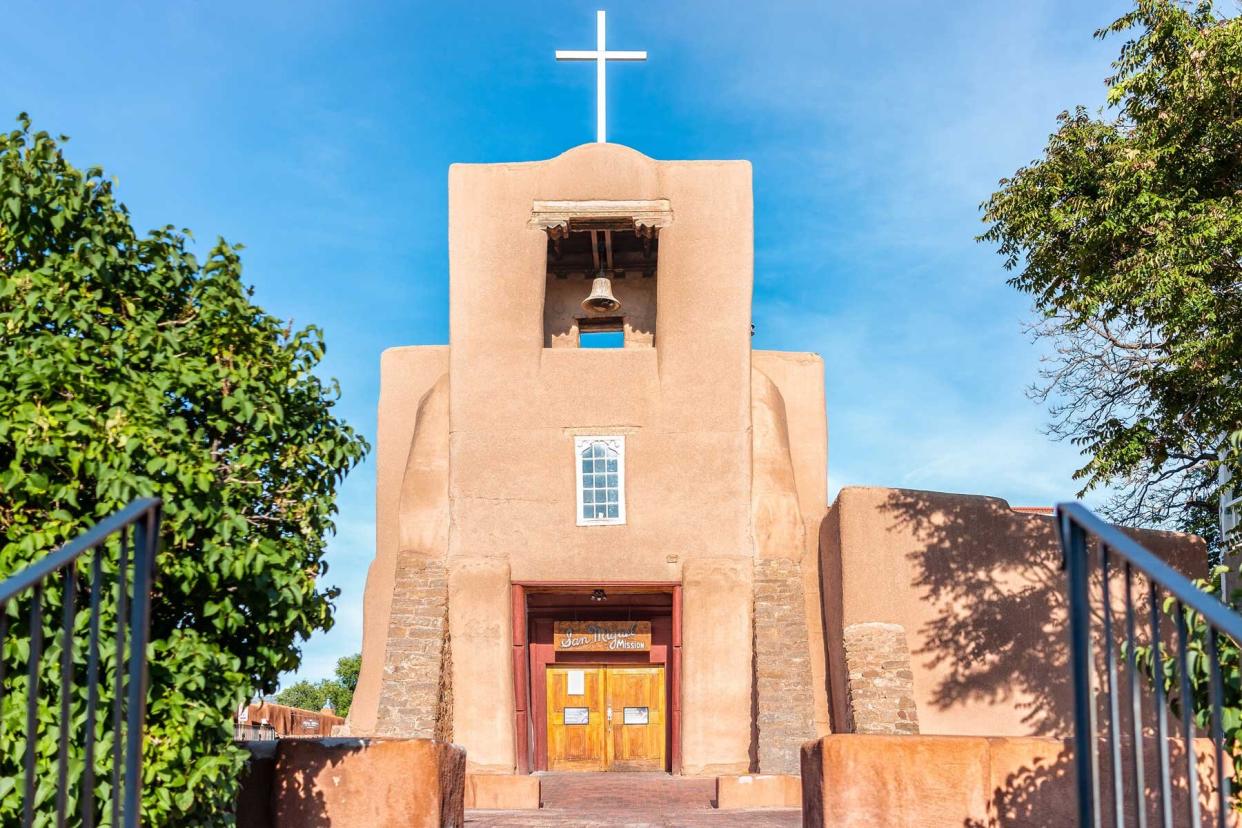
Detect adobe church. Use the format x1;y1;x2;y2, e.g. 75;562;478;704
342;15;1206;802
346;141;828;777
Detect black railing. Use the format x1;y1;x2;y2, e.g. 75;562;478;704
0;498;161;828
1059;501;1242;828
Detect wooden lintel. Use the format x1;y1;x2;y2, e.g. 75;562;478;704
529;199;673;232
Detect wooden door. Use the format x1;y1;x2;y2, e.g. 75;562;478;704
605;666;665;771
546;666;606;770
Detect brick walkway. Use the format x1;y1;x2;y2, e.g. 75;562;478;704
465;773;801;827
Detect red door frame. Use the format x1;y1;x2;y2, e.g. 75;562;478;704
511;581;682;775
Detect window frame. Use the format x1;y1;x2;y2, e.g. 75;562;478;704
574;435;626;526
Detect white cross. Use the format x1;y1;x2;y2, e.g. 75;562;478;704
555;10;647;144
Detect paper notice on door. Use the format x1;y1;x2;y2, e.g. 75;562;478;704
623;707;649;725
567;669;585;696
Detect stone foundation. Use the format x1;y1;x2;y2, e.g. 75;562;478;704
752;557;818;774
841;622;918;734
375;555;451;738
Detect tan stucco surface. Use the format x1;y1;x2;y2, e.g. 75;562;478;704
820;486;1207;738
442;144;762;773
265;738;465;828
350;346;449;734
449;558;515;772
751;351;830;736
357;143;827;775
681;558;753;776
447;143;755;581
802;734;1234;827
750;367;805;565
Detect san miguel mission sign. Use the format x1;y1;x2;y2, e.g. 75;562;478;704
554;620;652;652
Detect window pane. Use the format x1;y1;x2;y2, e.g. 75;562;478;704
575;437;624;524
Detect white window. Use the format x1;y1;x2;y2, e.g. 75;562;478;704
1224;487;1241;543
575;436;625;526
1222;448;1240;543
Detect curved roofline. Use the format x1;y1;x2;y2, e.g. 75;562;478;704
449;142;748;171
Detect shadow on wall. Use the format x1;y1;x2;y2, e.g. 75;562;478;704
881;489;1204;736
234;738;467;828
881;489;1074;736
235;739;349;828
968;738;1231;828
873;489;1216;826
971;747;1074;828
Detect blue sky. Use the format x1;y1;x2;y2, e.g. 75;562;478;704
3;0;1134;683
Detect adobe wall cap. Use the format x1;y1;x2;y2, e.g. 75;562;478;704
448;142;751;172
833;485;1012;511
380;344;450;356
752;349;824;364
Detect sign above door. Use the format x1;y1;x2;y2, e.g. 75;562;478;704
554;620;651;652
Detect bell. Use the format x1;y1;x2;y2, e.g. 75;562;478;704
581;273;622;313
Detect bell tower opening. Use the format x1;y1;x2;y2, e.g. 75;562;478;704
533;200;671;349
543;226;657;348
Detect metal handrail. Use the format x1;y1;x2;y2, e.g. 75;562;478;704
1058;500;1240;828
0;498;161;828
1059;502;1242;642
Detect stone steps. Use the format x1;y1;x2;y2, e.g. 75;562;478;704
466;772;800;827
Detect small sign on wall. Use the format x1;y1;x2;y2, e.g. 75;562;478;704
564;707;589;725
554;621;652;652
567;669;585;696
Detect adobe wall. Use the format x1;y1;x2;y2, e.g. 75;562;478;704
752;350;830;739
820;486;1207;738
350;346;449;735
749;364;818;773
445;143;756;775
354;144;834;777
446;143;754;579
802;734;1235;828
235;738;465;828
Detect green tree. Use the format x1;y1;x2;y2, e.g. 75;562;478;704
335;651;361;692
0;115;369;823
981;0;1242;549
275;653;361;717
